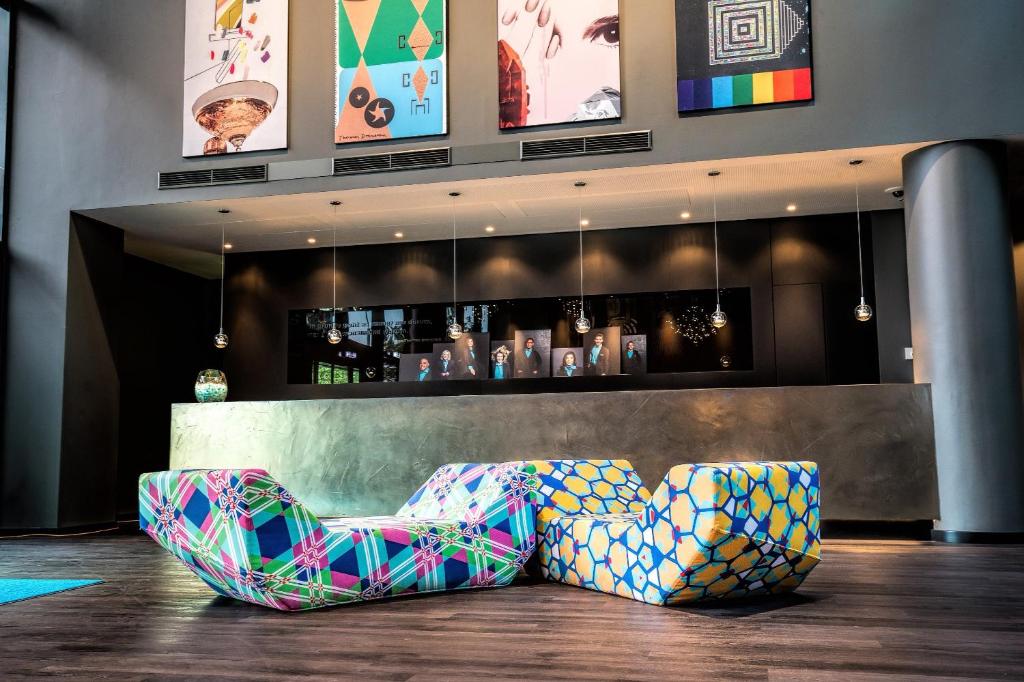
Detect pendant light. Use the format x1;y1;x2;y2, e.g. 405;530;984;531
214;222;229;349
574;180;591;334
850;159;874;322
709;170;727;329
447;191;463;340
327;200;343;344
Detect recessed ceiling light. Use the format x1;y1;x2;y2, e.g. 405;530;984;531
680;212;691;219
394;231;404;239
218;208;231;214
223;242;233;250
307;237;317;244
580;219;590;227
485;225;495;233
786;204;797;212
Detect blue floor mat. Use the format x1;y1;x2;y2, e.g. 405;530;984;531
0;578;102;605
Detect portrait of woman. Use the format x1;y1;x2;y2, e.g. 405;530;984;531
491;346;512;380
437;349;454;379
555;350;580;377
498;0;621;128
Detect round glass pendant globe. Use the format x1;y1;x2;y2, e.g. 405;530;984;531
710;309;728;329
855;302;874;322
720;355;732;368
214;332;229;349
574;317;591;334
365;367;377;379
447;322;464;340
327;328;343;345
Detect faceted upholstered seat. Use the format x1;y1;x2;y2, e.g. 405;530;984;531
524;459;821;605
139;462;537;610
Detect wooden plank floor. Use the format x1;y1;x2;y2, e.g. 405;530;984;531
0;535;1022;680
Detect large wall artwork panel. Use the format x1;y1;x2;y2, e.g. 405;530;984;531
183;0;289;157
676;0;812;113
498;0;621;129
335;0;447;144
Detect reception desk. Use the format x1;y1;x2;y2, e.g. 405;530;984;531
170;384;938;522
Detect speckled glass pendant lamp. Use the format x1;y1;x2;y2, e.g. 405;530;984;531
327;200;343;344
574;180;591;334
709;170;727;329
213;224;229;349
447;191;463;340
851;159;874;322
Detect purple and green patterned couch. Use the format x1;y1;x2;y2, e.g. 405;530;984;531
139;462;538;610
523;459;821;605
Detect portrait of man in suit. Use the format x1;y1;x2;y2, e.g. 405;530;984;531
515;337;543;377
417;357;432;382
584;332;611;375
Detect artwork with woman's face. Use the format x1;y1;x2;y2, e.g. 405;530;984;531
498;0;621;128
552;347;583;378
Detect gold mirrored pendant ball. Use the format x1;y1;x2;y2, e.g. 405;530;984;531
327;328;343;345
447;322;464;340
710;309;728;329
574;317;592;334
214;332;229;349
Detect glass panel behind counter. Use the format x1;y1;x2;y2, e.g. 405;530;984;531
287;287;752;384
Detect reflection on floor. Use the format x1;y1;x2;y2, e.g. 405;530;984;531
0;535;1022;680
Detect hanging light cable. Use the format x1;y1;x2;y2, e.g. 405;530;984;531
574;180;591;334
851;159;874;322
214;223;229;348
327;200;343;344
709;170;727;329
447;191;463;340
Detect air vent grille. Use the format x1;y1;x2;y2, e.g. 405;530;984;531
521;130;652;161
158;164;268;190
334;147;451;176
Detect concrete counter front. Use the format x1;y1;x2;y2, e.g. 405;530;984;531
170;384;938;522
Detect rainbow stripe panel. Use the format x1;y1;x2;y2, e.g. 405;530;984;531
677;67;812;112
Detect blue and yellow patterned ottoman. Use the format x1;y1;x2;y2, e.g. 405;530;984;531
139;462;538;610
524;459;821;605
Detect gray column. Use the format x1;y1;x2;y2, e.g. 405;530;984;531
903;140;1024;541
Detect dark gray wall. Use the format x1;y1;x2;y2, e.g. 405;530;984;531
872;210;914;383
222;215;884;401
4;0;1023;528
169;384;939;522
116;255;217;520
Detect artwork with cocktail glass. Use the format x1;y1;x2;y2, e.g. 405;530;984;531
498;0;621;128
336;0;447;144
183;0;289;157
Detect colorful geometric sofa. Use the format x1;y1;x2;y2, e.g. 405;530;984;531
139;462;538;610
524;459;821;605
